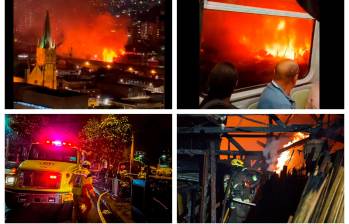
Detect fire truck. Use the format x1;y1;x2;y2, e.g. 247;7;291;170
5;140;83;209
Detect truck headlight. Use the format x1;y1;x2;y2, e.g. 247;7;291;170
6;176;16;185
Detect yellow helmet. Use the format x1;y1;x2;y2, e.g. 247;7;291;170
82;160;91;168
231;159;244;167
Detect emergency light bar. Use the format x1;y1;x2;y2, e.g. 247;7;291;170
44;140;74;147
51;140;62;146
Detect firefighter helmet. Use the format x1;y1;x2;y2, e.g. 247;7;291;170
231;159;244;167
82;160;91;168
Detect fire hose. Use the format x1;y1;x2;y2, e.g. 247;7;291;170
97;191;108;223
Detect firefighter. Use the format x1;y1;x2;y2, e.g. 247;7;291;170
80;161;96;217
221;159;260;223
137;166;147;179
71;160;96;222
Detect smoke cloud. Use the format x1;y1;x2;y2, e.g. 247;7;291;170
262;136;291;172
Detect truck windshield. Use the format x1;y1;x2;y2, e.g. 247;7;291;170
28;144;77;163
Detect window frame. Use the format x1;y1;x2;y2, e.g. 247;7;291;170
204;0;313;19
201;0;318;101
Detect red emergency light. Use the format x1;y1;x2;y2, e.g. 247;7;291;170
49;175;57;179
44;140;74;147
52;140;62;146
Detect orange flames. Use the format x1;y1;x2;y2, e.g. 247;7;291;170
201;10;314;87
276;151;291;175
264;20;308;60
103;48;118;63
102;48;126;63
275;132;309;175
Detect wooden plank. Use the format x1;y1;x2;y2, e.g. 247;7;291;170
288;215;293;223
293;175;328;223
326;167;344;222
336;195;344;223
199;152;209;223
303;176;328;222
310;170;333;222
210;139;217;223
318;167;344;222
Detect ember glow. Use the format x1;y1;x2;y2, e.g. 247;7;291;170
275;132;309;175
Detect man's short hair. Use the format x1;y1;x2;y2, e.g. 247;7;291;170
274;59;299;83
208;62;239;99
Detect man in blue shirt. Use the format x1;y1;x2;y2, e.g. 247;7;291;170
257;59;299;109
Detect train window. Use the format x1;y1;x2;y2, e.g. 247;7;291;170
200;9;314;91
207;0;307;13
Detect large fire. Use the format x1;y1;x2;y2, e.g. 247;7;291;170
14;0;129;61
201;9;314;88
275;132;309;175
264;21;308;60
103;49;118;63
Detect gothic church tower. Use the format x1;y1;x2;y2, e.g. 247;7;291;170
27;11;57;89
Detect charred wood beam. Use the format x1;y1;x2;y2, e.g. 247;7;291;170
217;150;263;156
223;133;245;152
269;114;286;128
178;125;314;134
237;115;268;126
228;134;268;138
256;140;266;148
178;175;200;182
177;149;206;155
209;139;217;223
178;184;199;191
277;138;310;154
200;152;209;223
177;149;264;156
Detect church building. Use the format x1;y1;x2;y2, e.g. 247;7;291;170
26;11;57;89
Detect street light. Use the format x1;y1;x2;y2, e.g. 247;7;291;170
150;69;157;75
128;67;134;72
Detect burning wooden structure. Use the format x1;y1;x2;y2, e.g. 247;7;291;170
177;115;343;223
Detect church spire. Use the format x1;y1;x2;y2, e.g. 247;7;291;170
39;10;54;49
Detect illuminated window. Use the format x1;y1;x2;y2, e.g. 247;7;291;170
200;8;315;91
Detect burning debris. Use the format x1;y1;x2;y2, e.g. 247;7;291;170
275;132;309;175
263;132;309;175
